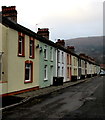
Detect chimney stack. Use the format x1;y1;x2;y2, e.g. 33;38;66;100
56;39;65;47
2;6;17;23
37;28;49;40
67;46;75;52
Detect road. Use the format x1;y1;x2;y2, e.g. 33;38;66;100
2;76;105;120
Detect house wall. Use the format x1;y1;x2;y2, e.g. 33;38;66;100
78;58;81;79
0;24;2;52
0;24;8;95
0;82;8;95
71;55;78;80
66;53;72;81
96;66;100;74
87;62;90;75
56;49;66;82
81;59;85;76
39;42;56;88
1;25;40;95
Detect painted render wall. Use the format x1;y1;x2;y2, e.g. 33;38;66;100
7;28;39;93
39;42;56;88
0;25;40;94
0;24;8;95
56;49;66;82
66;53;72;82
71;55;78;77
81;59;85;76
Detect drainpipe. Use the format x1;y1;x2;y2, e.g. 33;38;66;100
0;52;4;81
56;49;59;77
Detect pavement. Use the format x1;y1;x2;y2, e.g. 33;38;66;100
1;77;94;111
15;78;91;99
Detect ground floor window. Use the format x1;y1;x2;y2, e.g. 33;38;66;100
62;67;64;76
25;60;33;83
58;66;60;76
44;65;48;80
67;67;69;78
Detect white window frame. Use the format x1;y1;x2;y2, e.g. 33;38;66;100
19;37;23;55
25;63;32;82
50;47;53;61
44;45;48;60
62;52;64;63
58;50;60;63
44;65;48;80
29;40;34;58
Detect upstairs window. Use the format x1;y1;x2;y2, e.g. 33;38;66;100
58;50;60;63
67;54;69;65
25;60;33;83
44;45;48;60
69;55;71;65
50;47;53;61
29;37;35;59
62;52;64;63
18;32;25;57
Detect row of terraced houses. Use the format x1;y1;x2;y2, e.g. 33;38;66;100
0;6;101;96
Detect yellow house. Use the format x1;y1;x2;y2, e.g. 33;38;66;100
0;16;40;96
71;55;78;81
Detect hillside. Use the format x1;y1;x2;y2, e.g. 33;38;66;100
65;36;104;64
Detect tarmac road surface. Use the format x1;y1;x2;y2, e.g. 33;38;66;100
2;76;105;120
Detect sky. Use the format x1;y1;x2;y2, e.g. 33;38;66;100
0;0;104;41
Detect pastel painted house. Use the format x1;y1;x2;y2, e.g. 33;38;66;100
71;54;78;81
37;28;56;87
0;6;41;96
55;40;67;83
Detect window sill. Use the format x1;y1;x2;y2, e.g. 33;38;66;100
0;81;8;83
24;81;32;84
44;58;48;61
29;56;34;59
44;79;48;81
18;54;25;57
50;60;53;62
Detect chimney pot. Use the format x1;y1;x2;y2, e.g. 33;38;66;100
37;28;49;40
2;6;17;23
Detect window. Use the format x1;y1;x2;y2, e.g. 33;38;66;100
58;50;60;63
67;54;69;65
70;55;71;65
62;52;64;63
18;32;25;57
25;61;33;83
29;37;35;59
50;47;53;61
67;67;69;78
44;65;48;80
62;67;64;76
50;66;53;79
44;45;47;60
58;66;60;76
